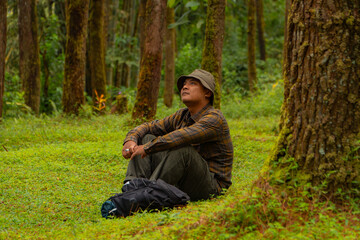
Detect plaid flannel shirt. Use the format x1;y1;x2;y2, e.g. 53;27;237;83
123;104;233;191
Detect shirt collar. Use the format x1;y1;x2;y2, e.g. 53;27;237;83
189;103;213;122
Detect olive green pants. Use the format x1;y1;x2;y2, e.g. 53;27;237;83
124;134;219;201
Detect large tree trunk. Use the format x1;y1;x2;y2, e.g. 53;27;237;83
163;6;176;108
18;0;41;114
255;0;266;61
132;0;165;120
268;0;360;197
62;0;89;115
247;0;257;93
89;0;107;107
0;1;6;119
201;0;225;109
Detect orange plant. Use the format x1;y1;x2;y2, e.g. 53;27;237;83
93;90;107;112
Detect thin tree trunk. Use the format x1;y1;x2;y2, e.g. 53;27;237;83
163;7;176;108
19;0;41;114
138;0;147;67
38;5;51;113
89;0;107;107
62;0;89;115
0;0;6;119
268;0;360;197
201;0;226;109
41;50;50;113
130;3;140;88
105;0;118;86
255;0;266;61
132;0;165;120
119;0;132;87
247;0;257;93
54;0;66;53
85;35;92;99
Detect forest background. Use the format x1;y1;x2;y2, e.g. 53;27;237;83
1;0;284;117
0;0;359;239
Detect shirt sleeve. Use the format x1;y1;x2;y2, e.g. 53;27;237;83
143;111;223;154
123;109;183;145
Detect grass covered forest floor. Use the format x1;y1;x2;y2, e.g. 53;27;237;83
1;84;359;239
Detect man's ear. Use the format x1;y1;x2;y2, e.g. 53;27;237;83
205;89;212;98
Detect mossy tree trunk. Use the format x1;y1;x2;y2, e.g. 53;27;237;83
18;0;41;115
255;0;266;61
132;0;165;120
267;0;360;197
0;0;6;119
201;0;225;109
247;0;257;93
62;0;89;115
163;6;176;108
89;0;107;107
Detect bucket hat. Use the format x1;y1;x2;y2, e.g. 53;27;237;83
177;69;215;105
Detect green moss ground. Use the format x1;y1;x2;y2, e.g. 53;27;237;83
0;99;359;239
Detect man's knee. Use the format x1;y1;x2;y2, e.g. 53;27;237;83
167;146;202;165
169;145;195;156
141;134;156;145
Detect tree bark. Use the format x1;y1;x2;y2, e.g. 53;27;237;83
247;0;257;93
268;0;360;197
201;0;226;109
163;7;176;108
0;0;6;119
62;0;89;115
132;0;165;120
89;0;107;107
255;0;266;61
18;0;41;114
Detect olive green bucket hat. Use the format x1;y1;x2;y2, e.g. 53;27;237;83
177;69;215;105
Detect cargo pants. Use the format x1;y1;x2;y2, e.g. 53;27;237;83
124;134;219;201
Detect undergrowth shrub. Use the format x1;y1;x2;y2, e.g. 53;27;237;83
213;177;360;238
222;79;284;119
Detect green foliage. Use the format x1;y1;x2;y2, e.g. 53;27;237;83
38;11;65;114
175;43;202;78
173;1;207;49
222;78;284;119
106;34;139;70
2;73;32;117
221;0;285;95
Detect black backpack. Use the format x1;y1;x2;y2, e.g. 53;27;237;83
101;178;190;218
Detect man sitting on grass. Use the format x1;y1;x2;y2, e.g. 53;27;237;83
122;69;233;201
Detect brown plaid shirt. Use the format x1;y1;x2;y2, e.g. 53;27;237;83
124;104;233;191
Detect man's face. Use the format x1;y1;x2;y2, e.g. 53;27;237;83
181;78;211;105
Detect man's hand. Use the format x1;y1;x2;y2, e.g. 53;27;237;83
122;141;137;159
131;145;147;160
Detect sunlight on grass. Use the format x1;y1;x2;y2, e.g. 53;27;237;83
1;90;359;239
